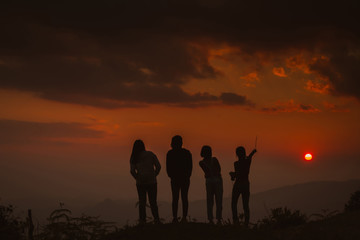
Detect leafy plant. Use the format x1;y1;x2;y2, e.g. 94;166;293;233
258;207;307;229
345;190;360;212
310;209;339;220
0;204;25;240
38;203;116;240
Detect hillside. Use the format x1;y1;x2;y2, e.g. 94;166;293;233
6;179;360;225
103;210;360;240
83;179;360;224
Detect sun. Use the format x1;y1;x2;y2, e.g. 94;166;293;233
304;153;313;161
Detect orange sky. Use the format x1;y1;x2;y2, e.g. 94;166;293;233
1;1;360;203
1;62;359;201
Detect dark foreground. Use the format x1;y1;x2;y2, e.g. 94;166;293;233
105;211;360;240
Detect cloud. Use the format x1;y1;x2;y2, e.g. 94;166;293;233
220;92;254;106
305;80;330;94
272;67;287;77
309;47;360;100
0;119;105;144
323;101;350;113
240;72;260;87
261;100;320;113
130;121;163;127
0;0;359;107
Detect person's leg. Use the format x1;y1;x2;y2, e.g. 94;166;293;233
206;181;214;222
136;184;147;223
242;183;250;226
148;183;160;222
171;180;180;221
231;181;241;223
215;178;223;222
180;179;190;220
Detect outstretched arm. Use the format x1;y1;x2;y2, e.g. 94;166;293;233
248;149;257;159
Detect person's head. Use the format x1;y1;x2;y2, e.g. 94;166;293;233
171;135;183;149
200;145;212;159
130;139;145;164
236;146;246;160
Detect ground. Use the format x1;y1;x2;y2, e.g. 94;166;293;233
104;210;360;240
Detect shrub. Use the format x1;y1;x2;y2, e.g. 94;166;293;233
258;207;307;229
38;203;116;240
310;209;339;220
0;204;25;240
344;190;360;212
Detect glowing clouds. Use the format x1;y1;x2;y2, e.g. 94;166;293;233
272;67;287;77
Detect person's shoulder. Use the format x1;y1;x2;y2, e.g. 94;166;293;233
166;149;174;157
182;148;191;155
143;151;156;158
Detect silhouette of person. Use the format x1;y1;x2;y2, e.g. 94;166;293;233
130;139;161;224
230;146;257;226
199;145;223;224
166;135;192;223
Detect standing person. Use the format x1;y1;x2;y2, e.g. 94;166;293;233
130;139;161;224
199;146;223;224
166;135;192;223
230;146;257;226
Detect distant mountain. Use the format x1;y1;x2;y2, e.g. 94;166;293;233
6;179;360;225
78;179;360;224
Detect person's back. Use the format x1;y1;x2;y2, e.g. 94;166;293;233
199;146;223;224
230;146;256;226
166;135;192;222
233;156;251;183
199;157;221;179
134;151;160;185
130;140;161;224
166;148;192;181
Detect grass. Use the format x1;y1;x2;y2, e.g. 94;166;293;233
104;210;360;240
2;202;360;240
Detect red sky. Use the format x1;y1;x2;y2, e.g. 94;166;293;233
1;1;360;202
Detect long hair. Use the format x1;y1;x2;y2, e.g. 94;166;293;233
130;140;145;164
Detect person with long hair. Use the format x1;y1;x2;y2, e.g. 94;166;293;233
199;145;223;224
130;139;161;224
230;146;256;226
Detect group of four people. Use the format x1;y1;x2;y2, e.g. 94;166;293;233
130;135;257;225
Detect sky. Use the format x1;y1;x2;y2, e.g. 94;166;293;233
1;0;360;203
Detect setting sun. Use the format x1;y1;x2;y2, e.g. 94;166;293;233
305;153;313;161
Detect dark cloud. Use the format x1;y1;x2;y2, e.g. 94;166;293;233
309;45;360;100
220;92;254;106
0;119;105;144
0;0;359;106
261;100;320;113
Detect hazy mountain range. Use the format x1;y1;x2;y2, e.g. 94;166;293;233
4;179;360;226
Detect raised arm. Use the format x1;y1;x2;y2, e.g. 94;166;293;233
248;149;257;159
